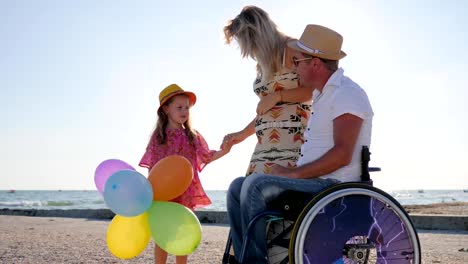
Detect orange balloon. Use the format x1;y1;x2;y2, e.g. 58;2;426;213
148;155;194;201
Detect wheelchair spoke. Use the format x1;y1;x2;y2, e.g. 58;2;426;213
290;183;421;264
266;219;294;264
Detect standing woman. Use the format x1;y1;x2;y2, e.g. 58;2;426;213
223;5;312;175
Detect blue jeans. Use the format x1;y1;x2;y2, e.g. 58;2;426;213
226;173;339;263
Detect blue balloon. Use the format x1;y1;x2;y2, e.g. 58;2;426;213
104;170;153;216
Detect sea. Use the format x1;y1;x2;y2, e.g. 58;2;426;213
1;189;468;211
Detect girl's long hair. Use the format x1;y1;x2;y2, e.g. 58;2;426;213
148;95;196;147
223;5;289;81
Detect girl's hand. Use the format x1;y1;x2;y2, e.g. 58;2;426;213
220;135;233;150
220;139;234;152
222;132;244;147
256;91;281;115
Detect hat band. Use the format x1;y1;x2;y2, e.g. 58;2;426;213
297;41;324;55
160;90;183;104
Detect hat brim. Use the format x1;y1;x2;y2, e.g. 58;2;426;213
158;91;197;111
287;40;346;61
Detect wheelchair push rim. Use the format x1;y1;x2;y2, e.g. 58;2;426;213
290;183;421;264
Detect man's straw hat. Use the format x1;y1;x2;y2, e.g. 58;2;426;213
288;24;346;60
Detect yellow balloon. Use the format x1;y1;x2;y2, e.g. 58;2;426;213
106;212;151;259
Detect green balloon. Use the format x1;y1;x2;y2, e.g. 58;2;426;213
148;201;202;256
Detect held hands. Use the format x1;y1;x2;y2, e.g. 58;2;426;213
256;91;281;115
221;131;244;148
220;137;234;152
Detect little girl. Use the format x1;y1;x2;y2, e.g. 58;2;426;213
139;83;232;264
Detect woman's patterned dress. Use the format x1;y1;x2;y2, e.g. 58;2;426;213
246;67;311;175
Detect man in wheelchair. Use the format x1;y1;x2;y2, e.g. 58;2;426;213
226;24;374;263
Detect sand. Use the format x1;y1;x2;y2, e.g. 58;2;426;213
1;202;467;263
0;216;226;264
403;202;468;215
1;213;468;263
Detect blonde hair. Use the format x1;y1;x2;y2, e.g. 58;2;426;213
149;95;196;146
224;5;289;81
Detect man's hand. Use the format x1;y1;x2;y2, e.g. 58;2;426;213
271;164;297;178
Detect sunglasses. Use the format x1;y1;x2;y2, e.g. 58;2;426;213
292;56;314;67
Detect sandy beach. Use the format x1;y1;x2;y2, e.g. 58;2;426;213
403;202;468;216
1;204;468;264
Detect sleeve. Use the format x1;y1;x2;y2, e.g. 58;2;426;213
139;134;160;170
332;86;373;120
194;131;216;172
139;147;153;170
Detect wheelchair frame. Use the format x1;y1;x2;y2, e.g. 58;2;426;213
222;146;421;264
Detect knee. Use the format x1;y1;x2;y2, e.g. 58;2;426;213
242;173;270;193
227;177;245;201
242;174;282;203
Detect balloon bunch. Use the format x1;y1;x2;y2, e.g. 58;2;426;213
94;156;202;259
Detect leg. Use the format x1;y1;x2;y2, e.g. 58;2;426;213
239;174;338;263
154;244;168;264
175;255;188;264
226;177;245;261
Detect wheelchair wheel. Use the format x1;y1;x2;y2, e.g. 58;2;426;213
289;183;421;264
266;217;294;264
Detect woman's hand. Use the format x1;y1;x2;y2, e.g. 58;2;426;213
256;91;281;115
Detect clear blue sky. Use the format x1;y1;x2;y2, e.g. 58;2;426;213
2;0;467;191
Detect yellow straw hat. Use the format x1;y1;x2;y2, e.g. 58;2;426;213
158;84;197;110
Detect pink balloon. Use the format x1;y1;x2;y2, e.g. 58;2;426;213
94;159;135;194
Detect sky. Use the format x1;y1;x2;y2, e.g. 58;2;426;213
1;0;467;192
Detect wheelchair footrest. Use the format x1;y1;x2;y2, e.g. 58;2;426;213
222;253;239;264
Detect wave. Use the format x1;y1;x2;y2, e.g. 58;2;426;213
0;200;75;207
0;200;45;207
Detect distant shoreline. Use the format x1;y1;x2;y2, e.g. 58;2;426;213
1;202;467;231
1;201;467;215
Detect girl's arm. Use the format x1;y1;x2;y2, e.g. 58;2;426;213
256;86;313;115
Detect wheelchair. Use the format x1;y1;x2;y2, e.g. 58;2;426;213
222;146;421;264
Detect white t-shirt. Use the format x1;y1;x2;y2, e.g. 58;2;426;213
296;68;374;182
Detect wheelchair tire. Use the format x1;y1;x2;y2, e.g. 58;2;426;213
289;183;421;264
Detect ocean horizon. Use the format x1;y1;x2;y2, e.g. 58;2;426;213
1;189;468;212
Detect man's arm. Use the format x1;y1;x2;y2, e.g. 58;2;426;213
256;86;313;115
272;113;363;178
